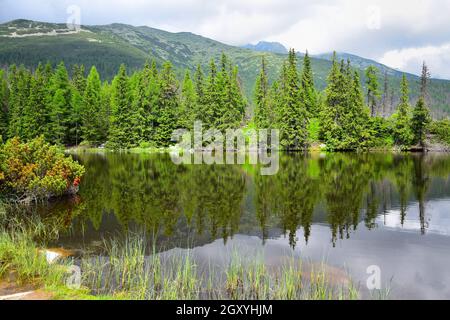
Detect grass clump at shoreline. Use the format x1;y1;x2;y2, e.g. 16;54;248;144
80;234;360;300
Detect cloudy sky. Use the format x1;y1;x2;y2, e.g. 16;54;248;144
1;0;450;78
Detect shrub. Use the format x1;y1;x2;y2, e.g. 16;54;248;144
430;119;450;145
0;137;85;202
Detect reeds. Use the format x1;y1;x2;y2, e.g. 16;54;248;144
79;235;362;300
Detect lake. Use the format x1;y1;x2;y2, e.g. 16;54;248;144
20;151;450;299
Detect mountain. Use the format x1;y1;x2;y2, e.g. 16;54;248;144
241;41;288;54
314;52;405;78
0;19;449;117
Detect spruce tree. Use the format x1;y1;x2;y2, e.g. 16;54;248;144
254;56;271;128
193;64;206;122
320;53;347;149
393;74;413;147
153;62;179;146
69;89;83;146
411;97;431;148
180;70;197;129
365;66;380;117
8;65;31;139
23;63;48;140
72;64;87;95
108;64;134;149
49;89;67;144
47;62;71;144
81;66;103;145
276;49;309;150
203;59;219;128
0;70;9;141
300;50;317;116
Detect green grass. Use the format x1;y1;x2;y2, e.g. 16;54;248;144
80;234;361;300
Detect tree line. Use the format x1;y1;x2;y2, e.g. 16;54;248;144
0;49;447;150
254;50;436;150
0;53;246;149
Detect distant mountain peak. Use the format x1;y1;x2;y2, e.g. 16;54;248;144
242;41;288;54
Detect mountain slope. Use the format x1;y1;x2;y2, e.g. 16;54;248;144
241;41;288;54
0;19;449;117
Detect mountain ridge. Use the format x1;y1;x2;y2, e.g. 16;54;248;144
0;19;449;117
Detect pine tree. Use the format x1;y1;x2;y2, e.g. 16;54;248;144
222;65;245;129
254;56;271;128
203;59;219;128
412;97;431;148
381;70;390;117
411;63;432;148
393;74;413;147
145;61;160;142
0;70;9;141
420;61;430;102
69;89;83;146
81;66;103;145
47;62;71;144
345;71;371;149
276;49;309;150
108;64;134;149
72;64;87;95
193;64;205;122
49;89;67;144
23;63;49;140
153;62;179;146
8;65;31;139
131;62;152;143
320;53;347;149
365;66;380;117
180;70;197;129
300;50;317;116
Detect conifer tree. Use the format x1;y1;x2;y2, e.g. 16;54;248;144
180;70;197;129
72;64;87;95
393;74;413;147
193;64;206;122
411;63;432;148
108;64;134;149
276;49;309;150
47;62;71;144
49;89;67;144
412;97;431;148
203;59;219;128
0;70;9;140
320;53;348;149
300;50;317;116
365;66;380;117
23;63;49;140
254;56;271;128
420;61;430;102
69;89;83;146
131;62;152;143
8;65;31;139
153;62;179;146
81;66;103;145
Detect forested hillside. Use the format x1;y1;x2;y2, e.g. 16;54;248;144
1;19;449;117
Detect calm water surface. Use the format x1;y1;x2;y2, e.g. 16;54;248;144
26;152;450;299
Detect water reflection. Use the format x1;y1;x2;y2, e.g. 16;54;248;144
17;152;450;250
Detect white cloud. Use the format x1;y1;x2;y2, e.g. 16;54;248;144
380;43;450;78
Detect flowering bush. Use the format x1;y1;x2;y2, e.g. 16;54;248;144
0;137;85;202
